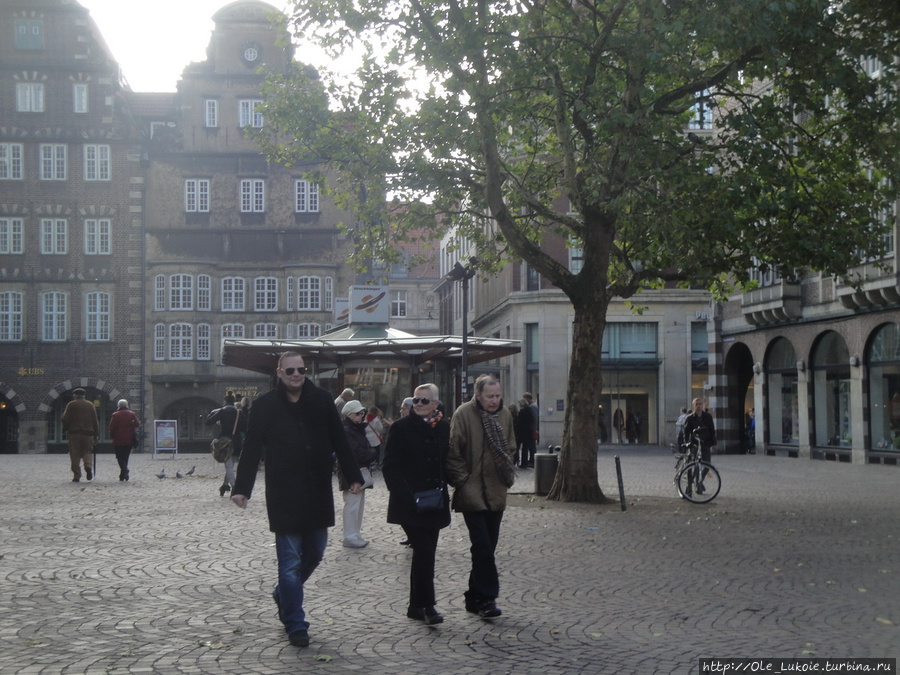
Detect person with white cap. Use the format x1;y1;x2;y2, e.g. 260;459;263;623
340;400;377;547
109;399;140;481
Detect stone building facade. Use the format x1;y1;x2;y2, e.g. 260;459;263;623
0;0;145;453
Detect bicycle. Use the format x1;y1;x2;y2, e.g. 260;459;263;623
672;430;721;504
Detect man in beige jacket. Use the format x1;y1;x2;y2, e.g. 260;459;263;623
62;388;99;482
447;374;517;619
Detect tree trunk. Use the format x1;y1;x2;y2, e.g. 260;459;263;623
547;300;610;503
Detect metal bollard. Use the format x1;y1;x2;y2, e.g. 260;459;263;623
614;455;626;511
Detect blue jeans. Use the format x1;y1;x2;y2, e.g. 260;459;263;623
273;529;328;633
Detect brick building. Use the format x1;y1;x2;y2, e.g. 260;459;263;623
0;0;145;453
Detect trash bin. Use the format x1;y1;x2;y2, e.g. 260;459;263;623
534;452;559;495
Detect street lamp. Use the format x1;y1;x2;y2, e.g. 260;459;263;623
447;259;476;401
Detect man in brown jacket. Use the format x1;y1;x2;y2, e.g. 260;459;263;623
62;388;99;482
447;374;517;619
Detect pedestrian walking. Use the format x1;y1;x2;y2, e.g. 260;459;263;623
62;388;99;482
108;399;140;481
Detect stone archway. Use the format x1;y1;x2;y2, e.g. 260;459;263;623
722;342;755;454
39;380;122;453
0;383;25;454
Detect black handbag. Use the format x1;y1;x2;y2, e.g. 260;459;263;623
413;488;444;512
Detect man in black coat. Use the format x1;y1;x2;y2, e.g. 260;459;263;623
682;397;717;462
232;352;363;649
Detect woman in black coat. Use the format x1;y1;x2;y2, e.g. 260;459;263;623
381;383;451;625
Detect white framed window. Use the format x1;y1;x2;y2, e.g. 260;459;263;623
0;291;24;341
153;324;166;360
41;292;66;342
154;275;166;311
40;144;66;180
184;179;210;213
170;274;193;310
297;276;321;310
222;323;244;339
197;275;211;311
16;82;44;112
197;324;211;360
324;276;333;311
390;290;407;318
205;99;218;127
84;144;111;181
40;219;67;254
569;241;584;274
169;323;193;360
689;90;713;131
221;277;245;311
253;323;277;338
0;143;24;180
85;292;110;341
239;99;264;128
240;179;265;212
254;277;277;311
73;83;88;113
0;218;24;254
286;277;295;310
15;20;44;50
84;219;111;255
295;180;320;212
297;323;321;338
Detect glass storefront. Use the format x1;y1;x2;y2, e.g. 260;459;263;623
868;323;900;452
811;332;851;448
766;338;799;445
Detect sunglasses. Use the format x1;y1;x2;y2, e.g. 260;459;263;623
412;397;432;405
282;366;306;376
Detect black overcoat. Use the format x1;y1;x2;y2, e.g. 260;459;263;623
233;379;363;534
381;413;451;529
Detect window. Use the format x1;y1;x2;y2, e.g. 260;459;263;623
221;277;245;311
689;90;713;130
602;322;658;360
73;83;88;113
153;324;165;360
254;277;277;311
239;99;263;127
295;180;320;212
41;219;67;254
197;324;211;360
292;323;321;338
169;323;193;360
197;275;211;311
324;276;333;311
0;143;23;180
154;275;165;311
205;99;218;127
286;277;295;310
297;276;321;310
40;144;66;180
390;290;407;318
85;292;110;341
185;179;210;212
254;323;277;338
41;292;66;341
0;292;23;341
525;264;540;291
170;274;193;310
0;218;24;254
240;179;265;212
15;20;43;49
569;241;584;274
84;219;111;255
16;82;44;112
222;323;244;339
84;145;111;181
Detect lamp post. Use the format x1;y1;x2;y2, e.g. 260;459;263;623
447;259;476;401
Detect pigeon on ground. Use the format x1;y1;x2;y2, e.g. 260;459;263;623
156;469;166;479
185;465;196;476
176;471;184;478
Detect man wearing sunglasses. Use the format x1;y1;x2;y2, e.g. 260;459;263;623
232;352;364;649
446;374;517;619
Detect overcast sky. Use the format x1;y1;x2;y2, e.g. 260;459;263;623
82;0;292;92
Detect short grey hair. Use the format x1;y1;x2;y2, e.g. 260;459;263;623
414;383;439;402
117;399;128;409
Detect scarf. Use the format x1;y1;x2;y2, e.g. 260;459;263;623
477;401;516;488
425;410;443;428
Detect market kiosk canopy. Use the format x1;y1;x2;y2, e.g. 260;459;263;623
221;324;521;376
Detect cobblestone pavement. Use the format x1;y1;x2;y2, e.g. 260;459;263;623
1;447;897;675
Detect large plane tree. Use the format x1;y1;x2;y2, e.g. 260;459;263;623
253;0;898;501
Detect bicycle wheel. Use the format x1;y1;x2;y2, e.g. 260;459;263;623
672;456;687;497
676;460;721;504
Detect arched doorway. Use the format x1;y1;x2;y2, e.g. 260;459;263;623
722;342;755;454
162;396;219;454
810;331;851;461
0;394;19;454
46;387;114;454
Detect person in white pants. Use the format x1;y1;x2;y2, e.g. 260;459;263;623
340;400;377;547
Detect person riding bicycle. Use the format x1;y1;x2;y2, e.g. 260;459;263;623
682;397;717;463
